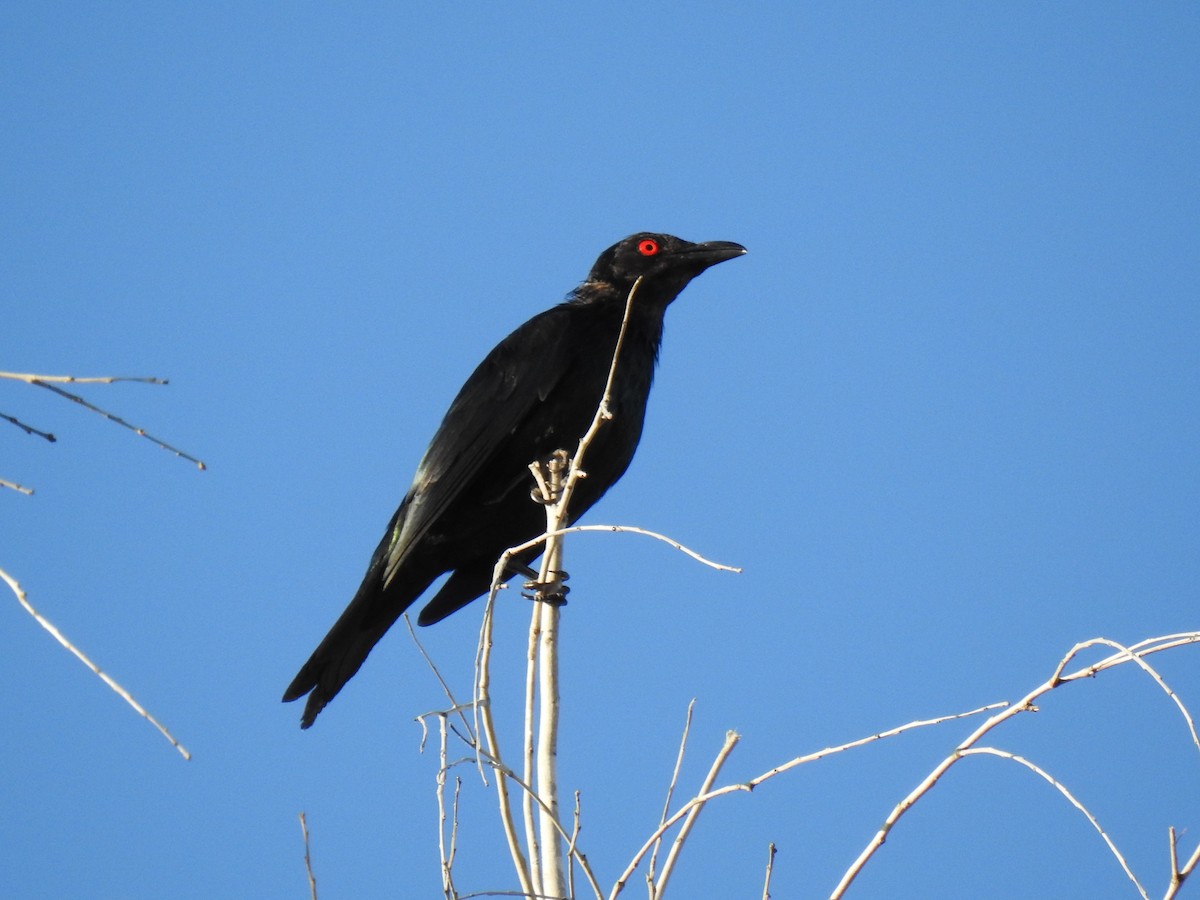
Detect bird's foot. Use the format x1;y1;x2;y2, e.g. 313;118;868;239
523;569;570;607
528;450;572;505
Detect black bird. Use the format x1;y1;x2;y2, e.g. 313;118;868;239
284;233;746;727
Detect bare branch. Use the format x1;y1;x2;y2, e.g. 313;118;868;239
1057;636;1200;753
298;812;318;900
615;700;1006;897
30;379;207;469
761;843;777;900
649;699;696;887
960;748;1148;899
0;372;169;385
474;585;535;897
440;752;604;899
0;477;35;495
748;702;1008;787
524;602;544;895
831;633;1200;898
2;410;56;442
1;565;191;760
405;614;476;747
1167;825;1200;899
654;730;740;897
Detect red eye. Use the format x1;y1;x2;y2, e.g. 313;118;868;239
638;238;659;256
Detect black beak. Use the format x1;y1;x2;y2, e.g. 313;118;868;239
678;240;748;270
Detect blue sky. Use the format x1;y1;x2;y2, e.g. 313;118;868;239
3;4;1198;898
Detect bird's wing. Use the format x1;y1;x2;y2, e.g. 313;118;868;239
382;304;575;585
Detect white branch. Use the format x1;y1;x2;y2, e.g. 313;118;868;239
1;565;191;760
960;747;1147;899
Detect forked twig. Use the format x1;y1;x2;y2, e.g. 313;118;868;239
611;701;1008;898
831;634;1200;898
1167;825;1200;899
0;370;205;470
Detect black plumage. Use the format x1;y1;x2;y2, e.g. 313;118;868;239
283;232;745;727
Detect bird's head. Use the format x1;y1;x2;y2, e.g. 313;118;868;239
585;233;746;302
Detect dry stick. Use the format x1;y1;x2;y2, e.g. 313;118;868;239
1;565;191;760
474;585;536;898
1167;825;1200;900
534;454;569;899
30;380;207;469
451;777;463;895
436;714;460;900
439;751;604;899
961;747;1148;899
654;730;741;898
405;615;477;747
0;372;169;385
648;699;696;887
1057;636;1200;753
525;600;545;897
495;526;739;581
474;523;736;894
0;477;34;495
761;843;777;900
831;634;1200;899
535;583;565;898
610;702;1005;899
298;812;318;900
568;790;584;900
1;371;204;467
2;410;56;441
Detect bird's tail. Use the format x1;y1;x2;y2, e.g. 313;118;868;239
282;565;435;729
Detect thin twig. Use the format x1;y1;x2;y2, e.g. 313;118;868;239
298;812;318;900
435;714;460;899
747;702;1008;787
960;748;1147;899
474;582;536;897
1167;825;1200;900
440;752;604;899
494;525;740;591
30;379;206;470
649;700;696;887
654;730;740;898
554;275;644;520
533;453;568;900
569;791;583;900
761;843;777;900
830;634;1200;898
0;477;35;495
405;614;476;747
525;601;544;895
1057;636;1200;753
612;701;1006;898
1;410;56;441
0;372;168;385
1;565;191;760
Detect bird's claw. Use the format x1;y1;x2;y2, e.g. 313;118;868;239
523;570;570;606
